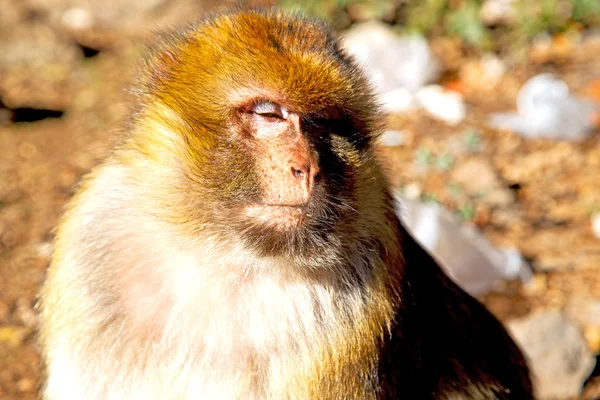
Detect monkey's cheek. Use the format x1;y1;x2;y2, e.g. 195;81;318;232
244;205;309;231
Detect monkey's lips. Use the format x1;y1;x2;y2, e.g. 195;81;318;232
244;204;311;230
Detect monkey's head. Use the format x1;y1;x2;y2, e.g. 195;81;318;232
132;9;384;259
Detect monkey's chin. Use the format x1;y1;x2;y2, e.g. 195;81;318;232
244;204;309;231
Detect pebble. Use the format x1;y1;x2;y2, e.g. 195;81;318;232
584;326;600;353
415;85;466;125
480;53;506;86
15;298;38;329
37;242;54;259
480;0;516;25
342;21;440;94
380;130;409;147
402;183;422;200
508;310;596;399
380;88;416;114
0;326;30;348
565;297;600;352
1;230;18;248
521;274;547;296
62;8;93;31
0;301;10;323
591;213;600;239
396;196;529;295
451;158;514;205
17;378;35;392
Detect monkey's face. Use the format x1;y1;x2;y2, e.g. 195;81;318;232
239;100;323;227
225;99;364;258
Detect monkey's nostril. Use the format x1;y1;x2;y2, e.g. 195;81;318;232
313;172;321;182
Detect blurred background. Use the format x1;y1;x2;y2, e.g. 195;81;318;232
0;0;599;399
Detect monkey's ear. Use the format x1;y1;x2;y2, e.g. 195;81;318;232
149;50;178;85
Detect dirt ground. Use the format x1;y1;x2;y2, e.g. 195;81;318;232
0;1;599;399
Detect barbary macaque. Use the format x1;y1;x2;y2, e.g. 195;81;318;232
39;8;533;399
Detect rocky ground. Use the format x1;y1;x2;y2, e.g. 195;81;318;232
0;1;599;399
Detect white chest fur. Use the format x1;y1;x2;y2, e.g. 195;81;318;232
110;241;363;399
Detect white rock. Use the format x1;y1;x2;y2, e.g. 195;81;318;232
591;213;600;239
480;0;516;25
62;8;93;31
380;130;409;147
415;85;466;125
342;21;440;95
508;311;596;399
395;196;531;295
480;53;506;86
489;73;598;141
565;297;600;328
402;183;422;200
379;88;416;114
36;242;54;258
451;158;514;205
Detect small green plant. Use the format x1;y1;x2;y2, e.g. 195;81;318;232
415;146;436;166
406;0;600;53
588;204;600;216
514;0;564;39
279;0;392;23
405;0;448;34
280;0;600;56
572;0;600;22
446;1;491;48
456;202;476;221
279;0;352;17
463;129;483;153
437;153;455;170
422;192;440;204
448;182;463;198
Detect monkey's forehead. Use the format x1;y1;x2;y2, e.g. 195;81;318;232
146;9;374;116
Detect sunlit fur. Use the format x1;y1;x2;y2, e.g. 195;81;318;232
39;8;533;400
40;9;401;400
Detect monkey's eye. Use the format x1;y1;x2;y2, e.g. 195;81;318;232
252;101;288;120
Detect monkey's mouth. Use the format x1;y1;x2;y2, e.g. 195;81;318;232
237;199;345;257
244;203;311;230
263;203;308;207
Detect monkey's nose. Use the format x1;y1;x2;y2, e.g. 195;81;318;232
290;163;320;195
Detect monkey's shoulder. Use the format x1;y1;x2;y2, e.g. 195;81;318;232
378;233;533;399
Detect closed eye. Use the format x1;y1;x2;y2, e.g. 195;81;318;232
252;100;288;120
258;112;283;119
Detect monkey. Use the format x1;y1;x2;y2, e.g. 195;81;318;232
39;8;533;400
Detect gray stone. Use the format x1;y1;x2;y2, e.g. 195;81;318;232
508;310;596;399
